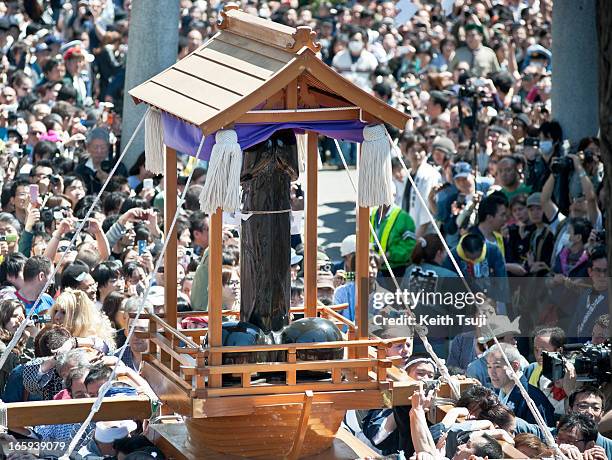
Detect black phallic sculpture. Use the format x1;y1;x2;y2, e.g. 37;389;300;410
240;129;299;334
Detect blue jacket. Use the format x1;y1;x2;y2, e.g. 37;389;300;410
494;375;555;426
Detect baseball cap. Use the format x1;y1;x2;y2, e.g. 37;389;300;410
63;45;95;63
340;235;356;257
526;193;541;207
432;136;456;156
513;113;530;128
453;162;473;180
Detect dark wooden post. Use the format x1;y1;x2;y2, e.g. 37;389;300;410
240;129;299;333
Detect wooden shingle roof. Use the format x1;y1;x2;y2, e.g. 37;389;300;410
129;6;410;134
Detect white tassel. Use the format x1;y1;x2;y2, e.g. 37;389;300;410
200;130;242;214
358;124;395;207
296;133;307;173
144;107;165;175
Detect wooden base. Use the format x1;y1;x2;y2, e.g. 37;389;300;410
184;402;345;458
147;422;380;460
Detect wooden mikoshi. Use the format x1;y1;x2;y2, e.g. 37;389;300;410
128;4;472;459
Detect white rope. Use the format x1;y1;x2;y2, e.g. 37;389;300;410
390;142;565;457
333;139;460;400
60;134;207;459
0;109;149;373
0;399;7;433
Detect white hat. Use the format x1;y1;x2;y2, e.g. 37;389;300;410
340;235;356;257
290;248;303;266
147;286;165;306
477;315;521;344
94;420;138;443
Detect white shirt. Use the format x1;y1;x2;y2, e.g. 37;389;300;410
332;49;378;91
408;162;442;230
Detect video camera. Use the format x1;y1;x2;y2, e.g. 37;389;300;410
542;341;611;385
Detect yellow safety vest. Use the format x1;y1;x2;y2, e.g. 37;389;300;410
370;206;402;254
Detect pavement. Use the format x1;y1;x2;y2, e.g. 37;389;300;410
315;167;358;262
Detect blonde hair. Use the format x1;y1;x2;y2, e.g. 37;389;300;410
50;289;116;351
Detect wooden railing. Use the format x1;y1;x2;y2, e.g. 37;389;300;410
141;305;397;398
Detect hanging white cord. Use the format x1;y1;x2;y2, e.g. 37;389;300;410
60;134;207;459
387;142;565;456
0;109;150;373
333;139;460;400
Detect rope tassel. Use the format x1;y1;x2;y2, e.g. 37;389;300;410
144;107;165;175
358;124;395;208
200;129;242;214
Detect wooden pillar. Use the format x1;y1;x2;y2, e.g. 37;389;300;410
304;131;318;317
207;208;223;387
355;205;370;340
163;147;178;368
355;143;370;380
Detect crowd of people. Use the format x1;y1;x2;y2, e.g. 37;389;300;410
0;0;609;459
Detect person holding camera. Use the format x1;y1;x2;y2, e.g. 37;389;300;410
74;127;126;194
541;152;601;264
568;246;608;342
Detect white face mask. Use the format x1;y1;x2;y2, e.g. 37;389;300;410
540;140;553;155
348;40;364;55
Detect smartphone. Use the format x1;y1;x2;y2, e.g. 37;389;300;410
0;234;17;243
143;178;154;190
137;240;147;255
29;184;39;204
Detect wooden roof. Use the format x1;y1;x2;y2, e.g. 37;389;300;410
129;5;410;134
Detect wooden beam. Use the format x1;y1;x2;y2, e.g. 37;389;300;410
287;391;314;460
286;78;298;109
303;53;410;130
236;108;360;123
208;208;223;387
6;397;151;428
164;147;178;370
306;87;354;108
304;131;318;317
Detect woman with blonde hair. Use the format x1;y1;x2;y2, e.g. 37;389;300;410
49;289;116;353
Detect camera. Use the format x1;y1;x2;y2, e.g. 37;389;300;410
31;314;51;325
582;149;596;164
542;341;611;384
0;234;17;243
41;206;71;225
456;193;467;207
49;174;61;185
550;156;574;175
101;159;113;173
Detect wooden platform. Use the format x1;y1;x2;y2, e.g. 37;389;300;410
147;422;380;460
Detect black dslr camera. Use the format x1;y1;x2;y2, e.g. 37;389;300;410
542;341;611;384
550;156;574;175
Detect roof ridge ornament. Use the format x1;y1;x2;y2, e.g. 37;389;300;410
218;3;320;54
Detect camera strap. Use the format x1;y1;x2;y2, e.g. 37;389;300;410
577;291;605;336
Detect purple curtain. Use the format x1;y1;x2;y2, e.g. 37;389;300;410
161;112;366;161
